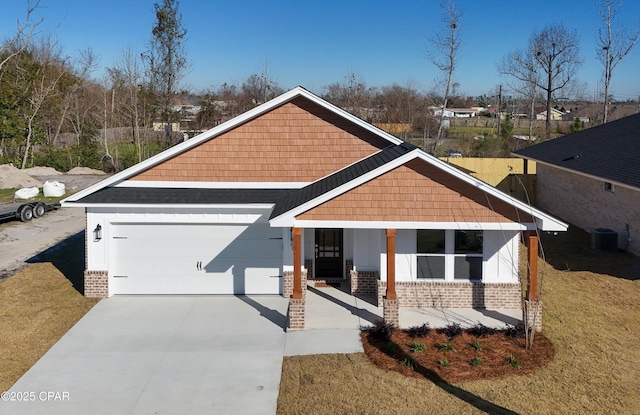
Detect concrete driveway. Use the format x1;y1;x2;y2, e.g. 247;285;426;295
0;296;289;415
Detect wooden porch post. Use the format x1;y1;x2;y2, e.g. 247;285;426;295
527;231;539;301
292;227;303;300
384;229;399;327
385;229;397;300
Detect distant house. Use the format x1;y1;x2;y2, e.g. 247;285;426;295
514;113;640;255
431;107;482;118
536;107;565;120
152;121;181;133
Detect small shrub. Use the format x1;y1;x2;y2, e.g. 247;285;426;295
407;323;431;338
410;341;426;353
467;323;498;337
439;342;456;352
384;341;398;354
399;357;416;370
367;319;395;341
471;356;483;367
504;323;525;338
508;353;521;369
438;359;450;368
472;338;482;352
438;323;463;339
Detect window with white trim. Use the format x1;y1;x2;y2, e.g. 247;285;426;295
417;230;446;279
416;229;483;281
453;230;483;280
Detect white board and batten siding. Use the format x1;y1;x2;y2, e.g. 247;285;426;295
87;207;284;296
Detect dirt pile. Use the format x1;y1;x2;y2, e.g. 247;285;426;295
24;166;62;176
67;167;106;175
0;164;41;189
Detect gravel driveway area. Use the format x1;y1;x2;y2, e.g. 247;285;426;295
0;175;106;280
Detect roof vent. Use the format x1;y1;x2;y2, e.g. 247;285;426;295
591;228;618;252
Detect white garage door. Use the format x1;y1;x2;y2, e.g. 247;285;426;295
109;223;283;295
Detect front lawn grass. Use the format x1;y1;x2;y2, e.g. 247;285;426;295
0;263;98;391
277;226;640;414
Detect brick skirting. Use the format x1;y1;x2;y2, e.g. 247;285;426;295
84;270;108;298
350;270;379;297
377;280;522;309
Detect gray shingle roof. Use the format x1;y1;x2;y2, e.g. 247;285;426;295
513;113;640;189
75;187;293;204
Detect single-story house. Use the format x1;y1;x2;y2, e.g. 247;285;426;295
431;107;481;118
62;87;567;330
514;113;640;256
536;107;565;121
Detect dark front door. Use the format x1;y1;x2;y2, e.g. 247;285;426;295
315;228;343;279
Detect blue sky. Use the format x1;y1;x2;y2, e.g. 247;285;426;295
2;0;640;100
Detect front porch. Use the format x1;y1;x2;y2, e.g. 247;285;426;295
303;285;522;330
286;228;543;332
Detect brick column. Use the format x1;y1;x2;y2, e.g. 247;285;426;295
524;300;543;332
383;298;399;327
288;297;305;330
527;231;539;301
525;231;542;332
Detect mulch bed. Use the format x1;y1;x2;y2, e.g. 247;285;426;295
361;327;555;384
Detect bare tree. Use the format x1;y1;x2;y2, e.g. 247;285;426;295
143;0;188;146
426;0;462;149
0;0;43;72
322;72;374;120
240;63;283;109
50;48;98;146
532;24;582;138
108;47;145;163
596;0;639;123
18;38;66;168
501;24;582;139
497;48;539;140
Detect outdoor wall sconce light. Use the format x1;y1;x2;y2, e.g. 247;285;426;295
93;224;102;242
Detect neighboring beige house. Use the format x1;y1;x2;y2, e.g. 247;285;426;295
514;113;640;256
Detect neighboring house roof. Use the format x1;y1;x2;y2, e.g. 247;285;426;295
63;87;567;231
513;113;640;191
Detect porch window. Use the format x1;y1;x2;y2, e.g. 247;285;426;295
416;230;445;279
454;230;483;280
416;229;483;280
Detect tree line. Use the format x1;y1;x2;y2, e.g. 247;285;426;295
1;0;638;172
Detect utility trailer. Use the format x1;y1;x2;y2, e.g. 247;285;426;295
0;202;60;223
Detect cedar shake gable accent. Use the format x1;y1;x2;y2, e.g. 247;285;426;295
295;158;534;223
130;99;391;183
270;142;417;218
